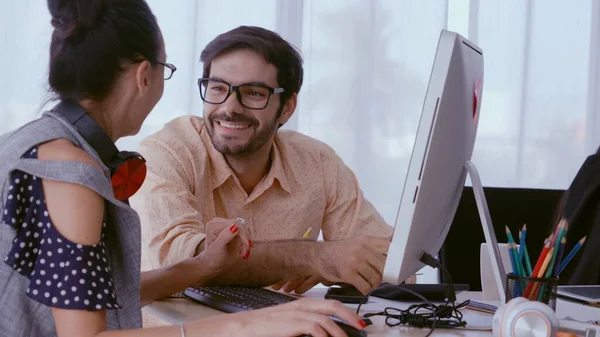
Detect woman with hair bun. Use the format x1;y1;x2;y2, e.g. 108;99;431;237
0;1;365;336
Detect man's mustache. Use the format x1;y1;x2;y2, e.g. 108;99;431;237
210;114;257;125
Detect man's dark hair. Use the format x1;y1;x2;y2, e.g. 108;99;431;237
200;26;303;105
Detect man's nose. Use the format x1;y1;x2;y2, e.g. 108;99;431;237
221;91;244;116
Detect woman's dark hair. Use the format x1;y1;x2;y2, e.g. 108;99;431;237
550;145;600;232
47;0;161;101
551;192;568;231
200;26;303;105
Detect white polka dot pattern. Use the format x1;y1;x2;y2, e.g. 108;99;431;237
1;146;120;310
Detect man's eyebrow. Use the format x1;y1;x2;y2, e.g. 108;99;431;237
209;77;274;87
244;81;273;87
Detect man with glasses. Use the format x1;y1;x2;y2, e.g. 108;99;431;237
130;26;395;295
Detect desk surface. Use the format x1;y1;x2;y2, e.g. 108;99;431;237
144;287;600;337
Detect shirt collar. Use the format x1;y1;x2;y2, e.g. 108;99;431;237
200;125;234;190
265;137;293;194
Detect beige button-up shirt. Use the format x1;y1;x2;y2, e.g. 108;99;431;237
130;116;393;270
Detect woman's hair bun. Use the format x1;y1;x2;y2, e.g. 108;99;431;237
47;0;105;40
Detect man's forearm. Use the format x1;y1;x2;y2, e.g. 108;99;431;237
209;240;322;287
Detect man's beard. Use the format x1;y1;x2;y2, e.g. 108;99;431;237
206;113;278;157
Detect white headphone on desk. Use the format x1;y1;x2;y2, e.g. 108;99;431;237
493;297;600;337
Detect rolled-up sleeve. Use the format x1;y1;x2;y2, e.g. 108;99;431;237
130;132;205;270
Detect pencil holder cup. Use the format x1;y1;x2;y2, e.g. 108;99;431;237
505;273;559;311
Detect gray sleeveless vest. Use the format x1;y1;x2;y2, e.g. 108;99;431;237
0;111;142;336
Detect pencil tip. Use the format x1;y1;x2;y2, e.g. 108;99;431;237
523;224;527;230
580;236;587;244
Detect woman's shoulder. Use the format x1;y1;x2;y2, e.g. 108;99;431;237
1;143;120;311
34;140;105;245
37;139;101;170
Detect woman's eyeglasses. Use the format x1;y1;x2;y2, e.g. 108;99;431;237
156;61;176;80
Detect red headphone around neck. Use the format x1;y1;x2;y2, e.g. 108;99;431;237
52;100;147;201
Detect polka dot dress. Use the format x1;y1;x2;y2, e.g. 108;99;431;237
1;146;120;311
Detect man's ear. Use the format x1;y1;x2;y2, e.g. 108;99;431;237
134;60;152;96
277;93;298;125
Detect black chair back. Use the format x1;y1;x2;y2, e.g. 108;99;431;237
439;186;564;290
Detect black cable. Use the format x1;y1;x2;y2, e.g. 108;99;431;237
356;284;439;337
356;253;468;336
420;253;456;303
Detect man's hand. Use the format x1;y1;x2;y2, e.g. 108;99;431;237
193;217;252;282
312;235;390;294
205;217;252;255
404;274;417;284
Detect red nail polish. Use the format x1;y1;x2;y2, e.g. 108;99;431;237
248;240;253;248
359;320;367;328
230;225;238;233
243;250;250;259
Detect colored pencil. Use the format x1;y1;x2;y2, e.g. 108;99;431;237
538;236;563;301
508;243;521;297
522;238;550;298
519;224;533;276
531;237;552;276
505;225;516;245
506;226;525;278
523;244;533;276
537;236;564;302
552;237;566;277
544;230;563;278
537;221;568;301
558;236;587;275
508;242;518;275
529;247;554;300
519;230;525;266
554;220;567;248
551;218;564;246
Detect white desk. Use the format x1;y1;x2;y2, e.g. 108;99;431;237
144;288;600;336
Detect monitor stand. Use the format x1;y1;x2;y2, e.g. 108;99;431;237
464;160;507;303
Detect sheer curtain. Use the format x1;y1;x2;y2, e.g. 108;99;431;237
298;0;596;225
1;0;597;279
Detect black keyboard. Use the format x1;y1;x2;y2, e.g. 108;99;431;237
184;286;297;313
184;286;368;337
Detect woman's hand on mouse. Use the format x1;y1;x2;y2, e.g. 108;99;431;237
237;298;367;337
184;298;367;337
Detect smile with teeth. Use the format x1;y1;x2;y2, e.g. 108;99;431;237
216;120;252;130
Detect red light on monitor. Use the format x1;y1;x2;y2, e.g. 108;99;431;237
473;78;482;120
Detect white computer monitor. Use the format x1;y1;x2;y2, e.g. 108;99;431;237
382;30;485;285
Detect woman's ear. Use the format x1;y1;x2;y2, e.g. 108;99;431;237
134;60;152;96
